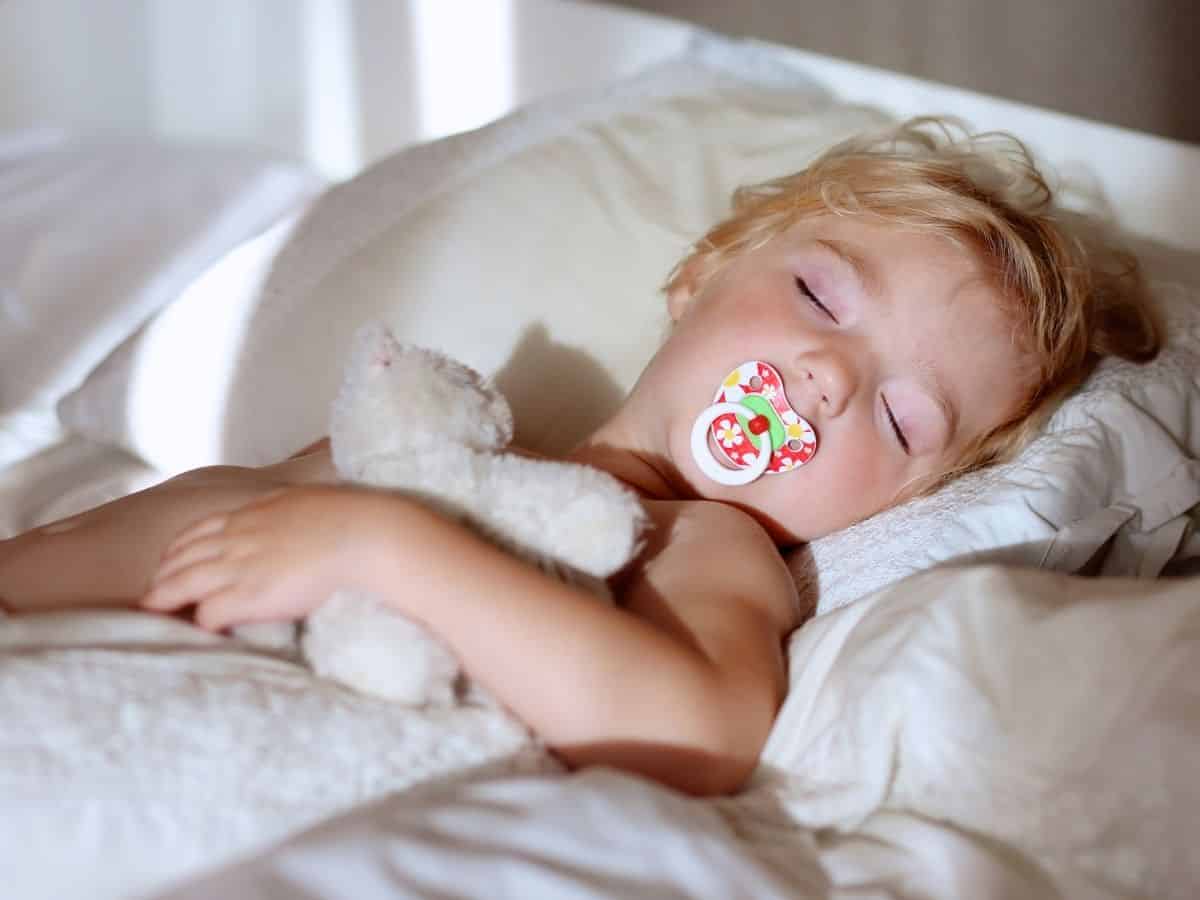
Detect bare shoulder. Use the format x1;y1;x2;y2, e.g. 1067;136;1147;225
619;498;802;639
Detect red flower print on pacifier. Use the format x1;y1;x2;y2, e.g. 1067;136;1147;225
689;361;818;486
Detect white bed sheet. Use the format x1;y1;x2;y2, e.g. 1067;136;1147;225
149;770;1098;900
0;133;323;468
155;770;827;900
153;786;1096;900
0;437;162;539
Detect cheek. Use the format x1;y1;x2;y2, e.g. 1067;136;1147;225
696;274;790;325
780;433;900;537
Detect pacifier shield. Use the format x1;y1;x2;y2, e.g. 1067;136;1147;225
709;361;817;474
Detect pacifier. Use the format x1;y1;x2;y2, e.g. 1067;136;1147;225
689;361;817;486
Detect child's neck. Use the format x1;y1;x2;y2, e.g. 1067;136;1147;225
566;424;690;503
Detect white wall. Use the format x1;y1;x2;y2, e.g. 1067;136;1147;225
0;0;153;134
0;0;690;179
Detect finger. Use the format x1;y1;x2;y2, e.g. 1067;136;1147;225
154;536;230;583
143;561;235;611
164;514;229;558
193;585;263;632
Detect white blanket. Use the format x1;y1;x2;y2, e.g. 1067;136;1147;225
158;769;828;900
3;566;1196;900
0;612;554;900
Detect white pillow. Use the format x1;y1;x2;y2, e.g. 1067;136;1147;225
760;564;1200;896
0;132;323;467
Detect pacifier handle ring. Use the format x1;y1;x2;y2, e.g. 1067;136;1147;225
690;402;773;487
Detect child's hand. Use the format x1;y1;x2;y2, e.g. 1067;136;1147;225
142;485;400;631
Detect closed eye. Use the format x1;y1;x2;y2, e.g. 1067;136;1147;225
882;395;911;455
795;277;838;324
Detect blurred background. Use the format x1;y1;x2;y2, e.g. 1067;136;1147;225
4;0;1198;180
615;0;1200;145
1;0;1196;246
0;0;691;179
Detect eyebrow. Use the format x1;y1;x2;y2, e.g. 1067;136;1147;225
815;238;885;300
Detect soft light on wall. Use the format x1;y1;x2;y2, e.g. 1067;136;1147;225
410;0;515;141
302;0;362;178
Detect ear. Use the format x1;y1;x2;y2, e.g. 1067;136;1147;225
666;257;704;322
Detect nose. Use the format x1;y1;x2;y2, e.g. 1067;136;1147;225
800;348;858;417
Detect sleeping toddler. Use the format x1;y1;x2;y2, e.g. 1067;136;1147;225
0;118;1160;796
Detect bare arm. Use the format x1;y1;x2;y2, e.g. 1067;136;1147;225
376;500;799;795
143;487;800;796
0;440;340;613
267;437;335;481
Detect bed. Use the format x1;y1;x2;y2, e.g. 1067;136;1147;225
2;2;1199;898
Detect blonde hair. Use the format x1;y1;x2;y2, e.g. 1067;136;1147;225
665;116;1161;493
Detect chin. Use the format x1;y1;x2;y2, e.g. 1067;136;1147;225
725;494;808;547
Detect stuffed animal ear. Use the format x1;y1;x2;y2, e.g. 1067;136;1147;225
329;324;407;477
348;321;401;379
365;329;400;373
329;324;516;478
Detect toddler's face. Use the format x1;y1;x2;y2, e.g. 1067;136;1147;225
639;214;1031;543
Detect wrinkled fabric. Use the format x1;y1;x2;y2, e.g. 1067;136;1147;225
0;133;322;467
762;565;1200;899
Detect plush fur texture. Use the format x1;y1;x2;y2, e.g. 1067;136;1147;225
240;324;646;706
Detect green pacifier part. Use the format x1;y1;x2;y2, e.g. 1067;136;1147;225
737;395;785;451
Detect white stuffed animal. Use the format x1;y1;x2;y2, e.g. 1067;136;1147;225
242;324;647;707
